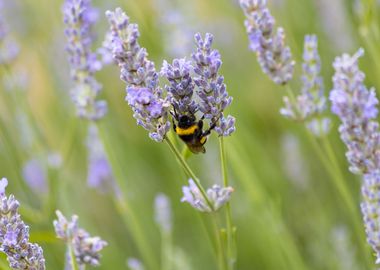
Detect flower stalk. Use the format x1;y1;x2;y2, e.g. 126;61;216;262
68;244;80;270
219;137;236;269
164;136;214;211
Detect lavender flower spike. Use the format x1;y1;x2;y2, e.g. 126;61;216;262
240;0;294;85
62;0;107;120
330;49;380;264
0;178;46;269
181;179;234;212
330;48;380;175
54;210;107;268
161;58;197;115
192;33;235;137
281;35;330;136
361;172;380;264
106;8;170;142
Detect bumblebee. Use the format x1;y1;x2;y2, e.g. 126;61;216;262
171;110;216;154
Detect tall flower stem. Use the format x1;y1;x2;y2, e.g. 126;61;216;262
68;244;80;270
219;137;236;270
165;137;231;268
96;122;158;270
164;137;214;211
212;214;227;270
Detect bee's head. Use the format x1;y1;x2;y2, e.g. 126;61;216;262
178;114;196;128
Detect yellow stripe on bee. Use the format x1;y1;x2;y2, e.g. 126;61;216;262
176;125;198;136
200;136;207;144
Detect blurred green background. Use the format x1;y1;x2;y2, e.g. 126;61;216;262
1;0;380;269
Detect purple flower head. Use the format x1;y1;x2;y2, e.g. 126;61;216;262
361;172;380;264
181;179;234;212
62;0;107;120
0;177;46;270
331;49;378;124
161;58;197;115
301;35;326;113
106;8;170;142
126;87;154;106
330;48;380;175
54;210;107;268
240;0;294;85
280;35;330;136
147;101;166;118
191;33;235;137
215;115;236;137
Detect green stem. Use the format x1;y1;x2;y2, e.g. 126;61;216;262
164;137;214;211
165;137;225;267
284;85;303;121
305;131;354;212
219;137;236;270
68;243;80;270
212;214;227;270
320;135;353;210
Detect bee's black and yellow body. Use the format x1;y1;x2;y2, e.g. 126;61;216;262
173;114;209;154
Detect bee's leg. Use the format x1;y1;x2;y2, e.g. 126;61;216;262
202;122;216;137
201;117;218;137
172;118;177;132
198;119;204;130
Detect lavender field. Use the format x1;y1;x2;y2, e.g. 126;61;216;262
0;0;379;269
